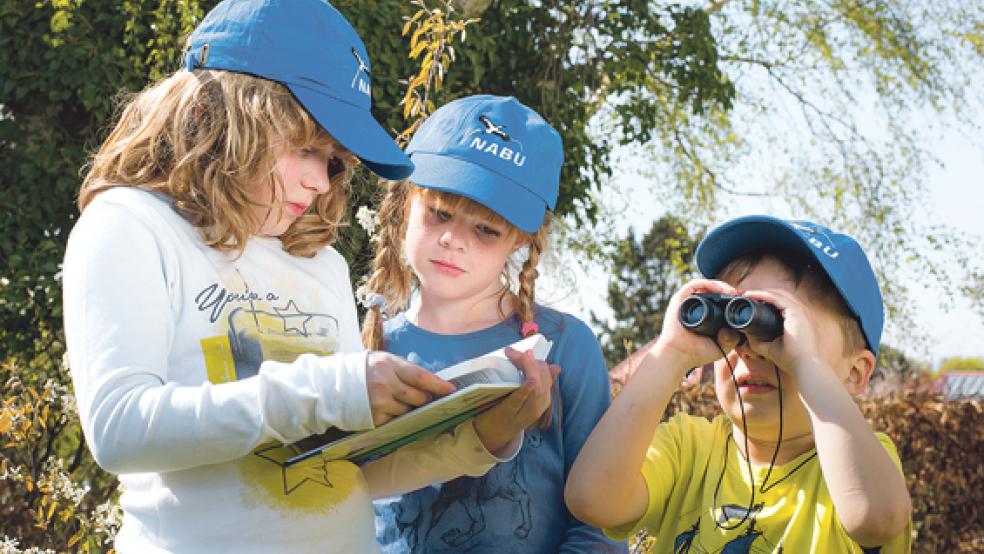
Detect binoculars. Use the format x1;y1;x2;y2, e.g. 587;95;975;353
678;293;783;342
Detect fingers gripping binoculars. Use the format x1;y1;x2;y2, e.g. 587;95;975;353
678;293;783;342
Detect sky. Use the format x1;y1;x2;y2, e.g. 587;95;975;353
902;132;984;363
539;126;984;369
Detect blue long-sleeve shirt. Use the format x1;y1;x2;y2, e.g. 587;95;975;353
374;307;628;553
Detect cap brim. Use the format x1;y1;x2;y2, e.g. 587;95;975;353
289;84;413;180
407;152;547;233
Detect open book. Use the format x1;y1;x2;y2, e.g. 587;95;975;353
254;333;552;468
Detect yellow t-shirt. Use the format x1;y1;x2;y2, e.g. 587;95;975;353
604;414;912;553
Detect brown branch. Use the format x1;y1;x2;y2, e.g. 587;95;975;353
670;125;772;198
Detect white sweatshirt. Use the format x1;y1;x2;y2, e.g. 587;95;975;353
62;188;504;553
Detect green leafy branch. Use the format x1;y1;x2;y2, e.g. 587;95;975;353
397;0;479;145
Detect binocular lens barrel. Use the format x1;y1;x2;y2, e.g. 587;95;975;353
677;293;783;341
681;299;707;325
725;298;756;327
679;295;723;336
724;297;783;341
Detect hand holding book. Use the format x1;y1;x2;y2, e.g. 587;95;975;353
472;346;561;457
365;351;457;426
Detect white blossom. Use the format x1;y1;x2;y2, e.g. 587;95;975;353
0;535;21;554
0;463;24;482
355;206;381;242
0;538;56;554
92;499;123;544
354;275;370;308
42;458;87;506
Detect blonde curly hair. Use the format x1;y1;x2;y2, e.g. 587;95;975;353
80;69;357;257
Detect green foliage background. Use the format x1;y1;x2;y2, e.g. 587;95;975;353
0;0;205;358
0;2;208;549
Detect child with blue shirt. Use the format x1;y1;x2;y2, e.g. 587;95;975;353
363;95;627;553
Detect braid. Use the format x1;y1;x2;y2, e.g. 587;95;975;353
510;213;559;430
363;305;386;351
514;213;551;332
361;180;415;350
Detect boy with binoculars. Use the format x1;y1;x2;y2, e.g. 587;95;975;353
566;216;912;553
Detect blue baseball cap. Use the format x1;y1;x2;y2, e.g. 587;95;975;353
184;0;413;180
695;216;884;354
404;95;563;233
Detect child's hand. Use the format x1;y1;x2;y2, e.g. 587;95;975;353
741;288;823;378
472;347;560;457
365;352;456;426
656;279;742;370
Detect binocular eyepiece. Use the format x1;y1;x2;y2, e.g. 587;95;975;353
678;293;783;342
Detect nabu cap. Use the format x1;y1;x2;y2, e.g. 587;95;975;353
696;215;884;355
184;0;413;179
405;95;563;233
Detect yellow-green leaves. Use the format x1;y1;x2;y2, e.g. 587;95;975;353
397;0;479;146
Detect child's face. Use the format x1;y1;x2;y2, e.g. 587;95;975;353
249;144;345;237
404;192;522;305
713;255;860;441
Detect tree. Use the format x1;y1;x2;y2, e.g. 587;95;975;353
342;0;734;220
0;0;207;360
592;215;702;367
621;0;984;340
938;356;984;373
873;343;930;385
964;269;984;321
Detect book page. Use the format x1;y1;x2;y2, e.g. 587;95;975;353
441;357;524;389
435;333;552;383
